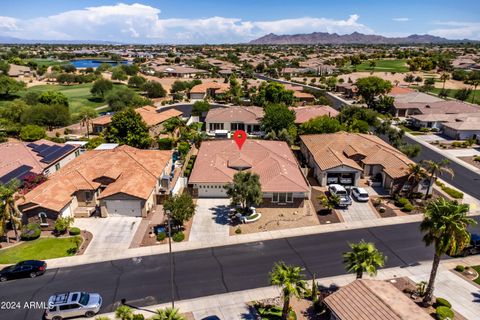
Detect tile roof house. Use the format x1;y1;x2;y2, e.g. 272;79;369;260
189;82;230;100
151;65;208;78
7;64;31;77
189;140;310;204
90;107;182;136
18;145;173;228
393;100;480;118
292;105;339;124
0;140;81;184
205;106;264;136
324;279;432;320
300;132;419;192
410;112;480;135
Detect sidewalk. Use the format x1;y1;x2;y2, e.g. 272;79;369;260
44;209;480;269
405;132;480;174
86;254;480;320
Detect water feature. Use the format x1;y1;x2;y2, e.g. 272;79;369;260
70;59;130;68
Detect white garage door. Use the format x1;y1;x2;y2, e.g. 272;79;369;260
198;184;228;198
106;200;142;217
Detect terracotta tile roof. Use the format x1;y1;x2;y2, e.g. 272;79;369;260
389;86;414;96
300;132;413;179
189;140;309;193
0;140;78;183
190;82;230;94
205;106;264;124
19;146;172;212
91;107;182;128
324;280;432;320
293;91;315;99
292;105;339;124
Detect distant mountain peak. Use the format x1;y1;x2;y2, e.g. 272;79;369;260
249;31;474;45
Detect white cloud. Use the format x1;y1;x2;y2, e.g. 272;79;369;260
429;21;480;40
0;3;373;43
393;17;410;22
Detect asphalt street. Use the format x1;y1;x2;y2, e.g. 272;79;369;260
2;218;480;320
403;135;480;200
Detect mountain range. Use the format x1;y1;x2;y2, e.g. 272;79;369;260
0;36;122;45
248;32;476;45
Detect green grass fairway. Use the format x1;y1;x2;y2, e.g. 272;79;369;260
425;87;480;104
0;237;81;264
347;59;409;73
25;58;68;67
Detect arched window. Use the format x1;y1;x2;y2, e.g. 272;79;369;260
38;212;48;227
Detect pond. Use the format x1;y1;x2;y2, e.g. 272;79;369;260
70;59;130;68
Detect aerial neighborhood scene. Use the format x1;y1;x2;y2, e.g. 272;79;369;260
2;1;480;319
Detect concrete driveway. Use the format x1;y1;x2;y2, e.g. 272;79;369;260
189;198;230;242
74;216;142;255
337;199;379;223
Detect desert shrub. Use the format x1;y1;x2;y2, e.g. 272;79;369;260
402;203;414;212
172;231;185;242
20;223;41;240
474;156;480;162
158;137;173;150
435;306;454;320
379;207;386;213
442;187;463;199
69;227;81;236
396;197;411;208
235;227;242;234
454;265;465;272
434;297;452;309
156;231;166;241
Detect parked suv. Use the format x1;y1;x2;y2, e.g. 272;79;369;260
0;260;47;282
328;184;352;208
45;292;102;320
351;187;369;202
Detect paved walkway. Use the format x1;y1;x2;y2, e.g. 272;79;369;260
85;255;480;320
443;148;480;157
73;217;142;255
189;198;230;242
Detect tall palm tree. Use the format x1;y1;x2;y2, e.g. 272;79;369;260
343;240;386;279
151;307;185;320
440;73;450;90
0;180;22;242
269;261;307;320
420;198;476;305
405;163;427;199
421;159;454;200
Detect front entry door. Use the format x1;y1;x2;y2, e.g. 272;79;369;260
278;193;286;203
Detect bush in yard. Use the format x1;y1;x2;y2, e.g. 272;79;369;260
474;156;480;162
158;137;173;150
379;207;386;213
156;231;166;241
132;314;145;320
235;227;242;234
435;306;454;320
434;297;452;309
442;186;464;199
54;216;74;235
454;265;465;272
402;203;414;212
395;197;411;208
172;231;185;242
183;169;190;177
115;305;133;320
69;227;81;236
20;223;41;241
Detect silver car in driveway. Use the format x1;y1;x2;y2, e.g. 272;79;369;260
45;292;102;320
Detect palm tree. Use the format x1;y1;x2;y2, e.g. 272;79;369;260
151;307;185;320
114;305;133;320
440;73;450;90
420;198;476;305
405;163;427;199
269;261;307;320
421;159;454;200
0;180;22;242
343;240;386;279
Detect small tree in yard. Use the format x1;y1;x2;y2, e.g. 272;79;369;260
163;193;196;228
115;305;133;320
269;261;307;320
320;194;340;213
343;240;386;279
151;307;185;320
225;171;262;210
54;216;74;235
143;81;166;98
191;100;210;116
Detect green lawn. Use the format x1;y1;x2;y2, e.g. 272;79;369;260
0;237;81;264
346;59;409;73
424;87;480;104
473;266;480;285
25;58;68;67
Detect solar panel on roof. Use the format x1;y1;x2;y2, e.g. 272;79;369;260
26;142;38;148
0;165;33;184
32;144;51;154
40;145;75;164
38;145;61;158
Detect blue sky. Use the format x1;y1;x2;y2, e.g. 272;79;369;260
1;1;479;43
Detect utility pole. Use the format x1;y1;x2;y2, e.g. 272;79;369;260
166;209;175;308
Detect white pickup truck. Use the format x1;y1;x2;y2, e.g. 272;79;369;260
328;184;353;208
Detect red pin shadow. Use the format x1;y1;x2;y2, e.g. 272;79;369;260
233;130;247;150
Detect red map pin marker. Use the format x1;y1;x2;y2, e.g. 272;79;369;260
233;130;247;150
